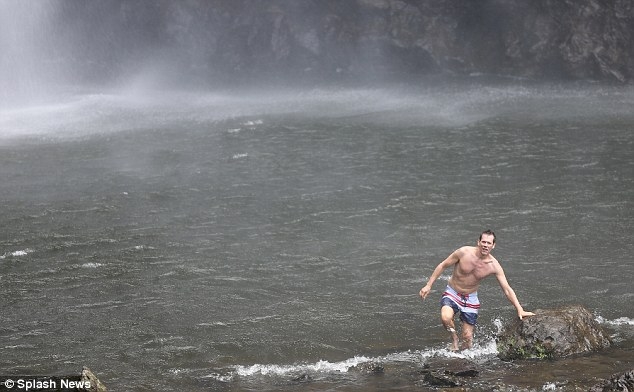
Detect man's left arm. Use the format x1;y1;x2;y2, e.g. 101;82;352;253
495;265;535;320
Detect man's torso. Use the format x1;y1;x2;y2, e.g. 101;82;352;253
448;246;497;293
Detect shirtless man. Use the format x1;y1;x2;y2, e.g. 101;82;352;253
419;230;535;351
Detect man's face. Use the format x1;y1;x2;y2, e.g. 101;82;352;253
478;234;495;255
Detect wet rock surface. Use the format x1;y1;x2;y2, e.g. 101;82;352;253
350;360;385;374
81;367;107;392
414;350;633;391
162;0;634;82
497;305;612;360
589;369;634;392
421;357;479;387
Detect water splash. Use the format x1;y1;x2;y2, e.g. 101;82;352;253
596;315;634;327
234;356;373;377
211;338;498;383
0;249;33;259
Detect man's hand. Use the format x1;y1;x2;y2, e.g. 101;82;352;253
518;310;536;320
419;285;432;300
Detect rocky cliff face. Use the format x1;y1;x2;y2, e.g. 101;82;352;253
9;0;634;86
154;0;634;83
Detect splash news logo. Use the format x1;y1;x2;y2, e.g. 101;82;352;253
1;377;91;391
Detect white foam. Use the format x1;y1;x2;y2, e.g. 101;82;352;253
0;249;33;259
542;382;558;391
197;321;229;327
235;355;372;377
242;119;263;127
81;262;102;268
10;250;28;257
219;339;498;382
597;316;634;326
493;318;505;334
203;372;233;383
417;339;498;361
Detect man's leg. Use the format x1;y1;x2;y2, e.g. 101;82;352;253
441;305;459;351
461;320;475;350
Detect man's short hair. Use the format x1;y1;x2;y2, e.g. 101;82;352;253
479;229;496;244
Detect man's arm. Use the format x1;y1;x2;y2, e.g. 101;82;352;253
495;265;535;319
419;249;461;300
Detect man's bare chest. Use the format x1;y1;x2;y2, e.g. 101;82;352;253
457;258;495;280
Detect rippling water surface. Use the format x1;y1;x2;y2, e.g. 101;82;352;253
0;83;633;391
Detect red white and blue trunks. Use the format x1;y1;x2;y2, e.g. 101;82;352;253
440;285;480;325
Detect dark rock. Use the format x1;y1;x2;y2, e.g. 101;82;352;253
13;0;634;85
588;369;634;392
291;373;313;382
497;305;612;361
421;357;479;387
81;367;107;392
350;361;384;374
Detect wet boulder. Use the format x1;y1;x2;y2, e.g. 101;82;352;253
349;361;384;374
497;305;612;361
81;367;107;392
589;369;634;392
421;357;479;387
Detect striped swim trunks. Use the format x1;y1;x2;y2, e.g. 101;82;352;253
440;285;480;325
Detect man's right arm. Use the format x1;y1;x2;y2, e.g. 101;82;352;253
419;249;461;300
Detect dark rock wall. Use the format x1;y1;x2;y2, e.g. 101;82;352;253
17;0;634;84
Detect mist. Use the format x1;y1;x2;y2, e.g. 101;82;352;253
2;1;633;99
2;2;634;391
1;0;633;138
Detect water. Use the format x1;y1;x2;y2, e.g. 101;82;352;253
0;83;633;391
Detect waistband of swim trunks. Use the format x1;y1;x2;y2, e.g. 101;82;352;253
445;284;478;299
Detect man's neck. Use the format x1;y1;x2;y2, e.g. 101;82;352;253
476;249;492;261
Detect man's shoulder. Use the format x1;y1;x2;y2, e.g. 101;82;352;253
453;246;477;261
457;245;477;254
